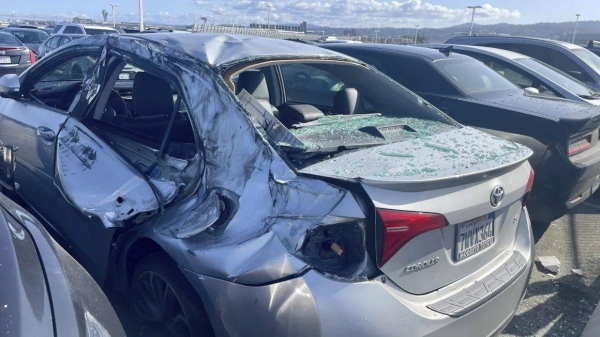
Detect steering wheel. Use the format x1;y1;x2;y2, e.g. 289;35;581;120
104;90;130;119
292;72;311;86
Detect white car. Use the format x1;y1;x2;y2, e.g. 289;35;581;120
51;23;119;35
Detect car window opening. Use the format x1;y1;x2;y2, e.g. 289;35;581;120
82;61;199;204
230;61;458;166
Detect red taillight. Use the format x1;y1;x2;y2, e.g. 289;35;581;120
569;135;592;156
29;50;36;64
523;169;535;207
377;209;447;267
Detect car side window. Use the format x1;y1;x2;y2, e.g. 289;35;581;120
280;63;346;107
547;50;594;82
63;26;77;34
51;25;62;34
59;36;72;46
38;55;97;82
74;27;84;34
48;36;61;48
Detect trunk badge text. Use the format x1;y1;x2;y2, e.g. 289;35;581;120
490;186;504;207
404;257;440;273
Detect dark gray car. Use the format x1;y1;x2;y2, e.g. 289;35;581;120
322;43;600;222
0;27;49;57
38;34;87;59
445;36;600;92
0;192;125;336
0;32;34;76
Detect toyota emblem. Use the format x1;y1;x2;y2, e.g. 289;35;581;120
0;50;5;55
490;186;504;207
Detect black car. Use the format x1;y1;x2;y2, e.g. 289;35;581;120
445;36;600;92
0;27;49;57
38;34;87;59
0;32;35;76
0;192;125;336
322;43;600;221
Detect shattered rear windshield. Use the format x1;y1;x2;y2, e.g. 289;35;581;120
290;115;455;151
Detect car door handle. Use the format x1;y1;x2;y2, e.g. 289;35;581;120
36;127;55;142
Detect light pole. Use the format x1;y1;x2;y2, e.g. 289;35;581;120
139;0;144;32
572;14;581;44
374;29;379;43
467;5;482;36
109;3;119;28
414;25;420;44
267;3;273;30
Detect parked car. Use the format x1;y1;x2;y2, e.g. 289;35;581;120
41;27;55;35
322;43;600;221
425;44;600;105
0;34;535;337
0;32;35;76
445;36;600;92
586;40;600;57
51;23;119;35
139;28;190;33
0;27;49;56
0;192;125;336
38;34;87;59
7;24;38;29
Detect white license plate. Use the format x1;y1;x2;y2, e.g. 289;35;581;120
0;56;10;64
119;73;129;80
455;213;495;261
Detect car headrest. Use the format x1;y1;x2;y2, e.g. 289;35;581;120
333;88;365;115
72;63;84;80
133;72;174;117
235;70;270;101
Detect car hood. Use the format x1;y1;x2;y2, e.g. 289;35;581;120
478;92;600;133
299;126;532;190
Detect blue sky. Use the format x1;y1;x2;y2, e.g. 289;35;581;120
2;0;598;28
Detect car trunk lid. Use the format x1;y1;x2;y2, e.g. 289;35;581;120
300;127;533;294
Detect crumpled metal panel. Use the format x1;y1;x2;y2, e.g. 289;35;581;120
56;119;165;227
123;33;354;68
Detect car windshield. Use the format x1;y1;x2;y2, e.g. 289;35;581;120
516;57;598;98
0;34;22;46
236;62;458;154
434;58;520;95
572;48;600;75
11;30;48;44
85;28;118;35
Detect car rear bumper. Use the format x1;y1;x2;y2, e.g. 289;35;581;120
0;64;30;76
183;208;534;337
529;144;600;221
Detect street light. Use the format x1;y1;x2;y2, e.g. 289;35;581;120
414;25;420;44
374;28;379;43
138;0;144;32
467;5;482;36
109;3;119;28
572;14;581;44
267;3;273;31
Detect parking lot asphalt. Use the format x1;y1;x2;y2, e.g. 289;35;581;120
501;193;600;337
108;194;600;337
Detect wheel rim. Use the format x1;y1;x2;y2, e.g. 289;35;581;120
133;271;190;337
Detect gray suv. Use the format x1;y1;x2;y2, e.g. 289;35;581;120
446;36;600;92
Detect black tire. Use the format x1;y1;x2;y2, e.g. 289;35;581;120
131;252;215;337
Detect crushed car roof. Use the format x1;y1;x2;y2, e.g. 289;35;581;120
121;33;357;67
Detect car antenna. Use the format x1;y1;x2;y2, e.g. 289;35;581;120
440;45;453;56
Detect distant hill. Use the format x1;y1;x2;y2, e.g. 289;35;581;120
309;20;600;45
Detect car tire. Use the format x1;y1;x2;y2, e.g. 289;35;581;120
131;252;215;337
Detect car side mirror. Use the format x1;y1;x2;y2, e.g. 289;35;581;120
0;74;22;99
524;87;540;94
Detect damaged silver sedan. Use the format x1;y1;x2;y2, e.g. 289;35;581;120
0;33;535;337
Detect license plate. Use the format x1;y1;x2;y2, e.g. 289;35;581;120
119;73;130;80
455;213;495;261
0;56;10;64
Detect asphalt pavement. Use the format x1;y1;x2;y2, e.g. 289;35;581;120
501;193;600;337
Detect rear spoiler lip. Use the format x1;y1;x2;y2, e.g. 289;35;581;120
302;157;531;193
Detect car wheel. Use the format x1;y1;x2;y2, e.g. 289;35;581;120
131;252;214;337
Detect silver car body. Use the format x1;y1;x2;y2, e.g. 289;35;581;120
0;34;535;336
